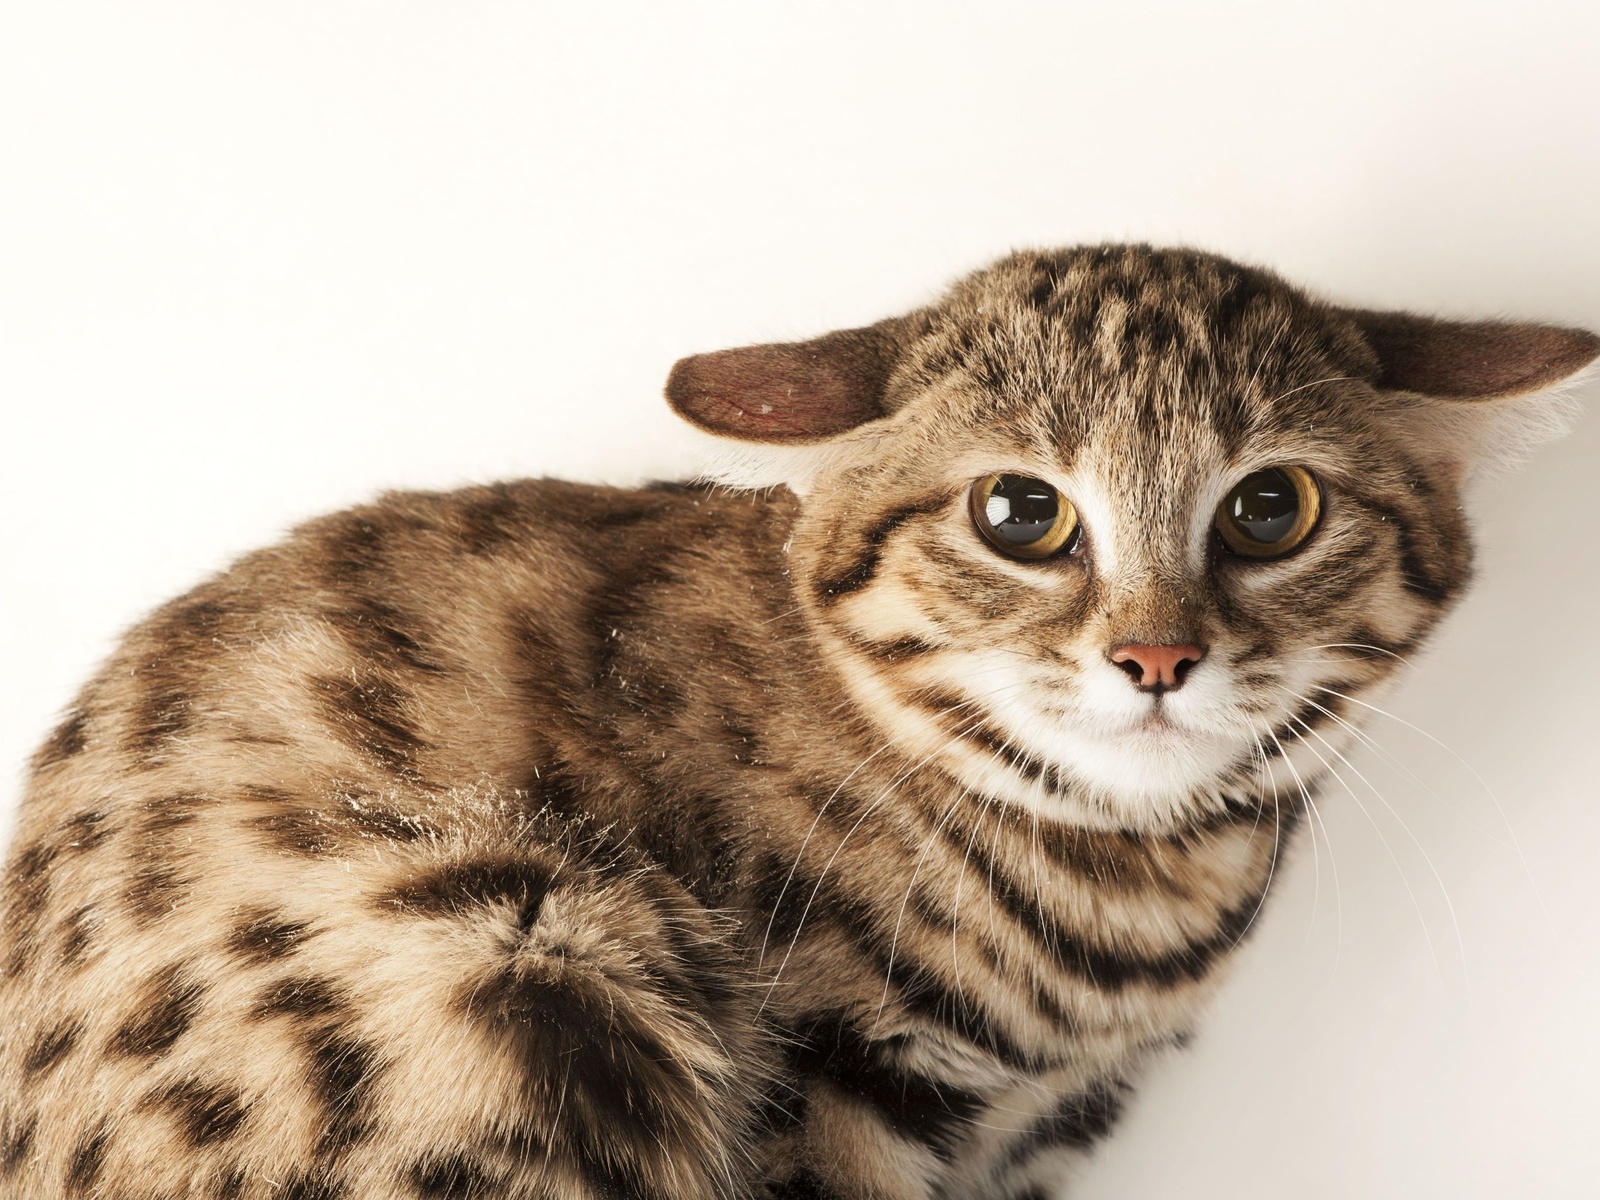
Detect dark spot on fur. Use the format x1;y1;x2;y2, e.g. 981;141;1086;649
330;599;449;676
256;976;347;1023
788;1016;984;1159
474;963;705;1190
172;598;229;640
323;515;388;583
112;965;205;1057
1028;262;1063;311
521;762;588;822
59;904;101;967
217;1165;249;1199
302;1027;382;1157
629;789;741;910
0;1116;36;1175
66;1122;111;1193
61;809;112;853
279;1168;347;1200
755;1077;808;1134
126;862;188;924
457;484;526;554
125;606;238;758
580;535;684;696
32;709;87;769
770;1168;846;1200
253;809;340;857
2;842;55;968
383;859;554;918
239;783;298;804
10;839;55;890
229;909;312;964
507;616;586;719
148;1078;250;1146
313;672;429;777
129;675;193;752
858;635;938;662
411;1153;495;1199
24;1018;82;1075
140;792;213;836
1011;1082;1125;1158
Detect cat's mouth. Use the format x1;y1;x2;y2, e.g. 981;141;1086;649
1131;709;1180;732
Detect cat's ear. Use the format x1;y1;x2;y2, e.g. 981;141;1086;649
666;314;926;494
1346;310;1600;401
1344;308;1600;476
665;315;921;445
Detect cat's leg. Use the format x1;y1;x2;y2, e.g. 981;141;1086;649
1;791;769;1200
752;1042;1125;1200
968;1080;1127;1200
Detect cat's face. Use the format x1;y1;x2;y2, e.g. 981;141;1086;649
668;246;1597;832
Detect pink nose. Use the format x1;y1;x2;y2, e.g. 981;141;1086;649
1110;643;1205;693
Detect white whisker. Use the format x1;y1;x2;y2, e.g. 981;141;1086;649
1317;684;1556;941
1281;707;1463;975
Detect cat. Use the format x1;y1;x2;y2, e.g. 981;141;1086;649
1;244;1594;1200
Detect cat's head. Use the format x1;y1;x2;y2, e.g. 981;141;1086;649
668;246;1598;832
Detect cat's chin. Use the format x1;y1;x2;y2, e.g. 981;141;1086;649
1057;722;1242;817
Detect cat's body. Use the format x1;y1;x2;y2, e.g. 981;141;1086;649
2;246;1594;1200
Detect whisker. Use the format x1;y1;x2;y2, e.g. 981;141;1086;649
756;693;987;991
1316;684;1556;941
1299;641;1415;668
1239;726;1299;953
1256;725;1337;953
871;776;976;1031
769;701;1005;1013
1281;709;1461;975
1266;373;1361;405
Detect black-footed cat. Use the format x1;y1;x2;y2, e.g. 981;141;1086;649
3;245;1594;1200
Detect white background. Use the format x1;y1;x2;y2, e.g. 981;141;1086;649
3;3;1598;1196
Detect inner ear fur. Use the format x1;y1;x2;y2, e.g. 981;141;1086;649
1344;308;1600;401
665;314;923;444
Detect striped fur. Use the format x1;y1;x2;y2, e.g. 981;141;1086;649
2;246;1594;1199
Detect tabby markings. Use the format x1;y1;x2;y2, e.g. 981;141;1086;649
816;501;943;604
146;1077;250;1147
111;965;205;1057
23;1017;82;1075
788;1015;985;1160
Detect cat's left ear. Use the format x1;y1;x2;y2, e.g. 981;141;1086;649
1344;308;1600;475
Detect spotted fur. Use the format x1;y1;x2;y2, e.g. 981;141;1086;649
2;246;1594;1199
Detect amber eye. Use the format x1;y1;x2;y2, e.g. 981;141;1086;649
1215;466;1321;558
970;474;1080;559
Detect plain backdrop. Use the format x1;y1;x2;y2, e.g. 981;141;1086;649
3;3;1598;1196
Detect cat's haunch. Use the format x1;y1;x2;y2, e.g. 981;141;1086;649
2;245;1594;1200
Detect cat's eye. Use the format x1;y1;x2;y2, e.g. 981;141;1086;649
969;474;1080;559
1214;466;1321;558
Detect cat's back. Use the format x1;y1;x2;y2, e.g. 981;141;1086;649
17;475;788;822
0;476;786;1199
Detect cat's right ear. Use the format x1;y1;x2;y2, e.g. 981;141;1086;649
665;316;922;445
665;314;925;494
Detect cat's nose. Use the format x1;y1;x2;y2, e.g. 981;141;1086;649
1110;643;1205;694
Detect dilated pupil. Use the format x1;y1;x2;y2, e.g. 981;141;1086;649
1229;468;1300;543
986;474;1059;544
